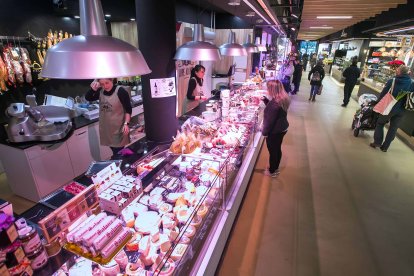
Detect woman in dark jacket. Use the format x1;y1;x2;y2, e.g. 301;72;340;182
262;80;290;177
370;65;414;152
307;60;325;101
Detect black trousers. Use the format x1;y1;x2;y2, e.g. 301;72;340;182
266;131;287;173
292;79;301;93
343;82;356;105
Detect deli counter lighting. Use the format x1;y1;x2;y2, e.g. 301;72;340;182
242;34;259;53
219;31;247;57
174;24;221;61
41;0;151;79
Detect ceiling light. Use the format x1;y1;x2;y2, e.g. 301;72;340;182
383;26;414;34
220;31;247;56
292;14;298;19
256;19;263;23
310;26;333;29
242;34;259;53
317;16;352;19
105;14;111;17
130;18;135;21
291;27;295;31
74;15;80;19
246;11;255;17
228;0;241;5
254;37;267;52
41;0;151;79
174;24;221;61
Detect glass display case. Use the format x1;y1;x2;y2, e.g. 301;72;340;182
30;86;265;276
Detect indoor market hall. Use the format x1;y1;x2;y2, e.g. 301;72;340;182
217;73;414;276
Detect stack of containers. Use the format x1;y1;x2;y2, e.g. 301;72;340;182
221;89;230;118
15;218;48;272
0;214;32;275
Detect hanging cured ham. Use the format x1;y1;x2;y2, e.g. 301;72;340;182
19;47;32;84
9;47;24;84
0;55;8;92
3;46;16;85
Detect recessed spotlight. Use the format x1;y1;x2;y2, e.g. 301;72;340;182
105;14;111;18
310;26;333;29
246;11;255;17
228;0;241;5
74;15;80;19
291;27;296;31
317;16;352;19
62;17;71;21
130;18;135;21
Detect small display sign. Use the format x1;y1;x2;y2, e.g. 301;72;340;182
150;77;176;98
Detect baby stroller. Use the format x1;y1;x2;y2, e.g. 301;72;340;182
351;94;378;137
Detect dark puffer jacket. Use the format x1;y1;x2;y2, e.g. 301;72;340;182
308;65;325;86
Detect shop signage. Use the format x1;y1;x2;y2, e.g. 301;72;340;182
150;77;177;98
385;40;402;47
369;41;385;47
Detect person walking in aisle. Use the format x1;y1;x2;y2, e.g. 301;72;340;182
309;53;317;69
302;53;309;71
341;59;361;107
307;60;325;102
261;80;290;177
370;65;413;152
291;59;303;94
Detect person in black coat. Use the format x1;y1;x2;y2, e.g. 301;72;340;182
341;60;361;107
302;53;309;71
291;59;303;94
307;60;325;101
261;80;290;177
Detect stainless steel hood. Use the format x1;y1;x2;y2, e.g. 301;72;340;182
174;24;221;61
41;0;151;79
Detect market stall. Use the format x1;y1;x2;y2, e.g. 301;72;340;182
0;82;266;275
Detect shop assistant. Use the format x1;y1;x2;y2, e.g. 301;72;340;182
185;64;208;113
85;79;132;156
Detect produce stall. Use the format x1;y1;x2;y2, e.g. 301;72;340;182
0;83;266;275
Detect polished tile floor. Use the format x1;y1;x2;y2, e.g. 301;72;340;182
0;74;413;276
217;75;414;276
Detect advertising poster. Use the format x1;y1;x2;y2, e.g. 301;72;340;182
150;77;176;98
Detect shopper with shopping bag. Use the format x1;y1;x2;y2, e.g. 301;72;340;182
370;65;414;152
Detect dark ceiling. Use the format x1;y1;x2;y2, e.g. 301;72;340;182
52;0;305;39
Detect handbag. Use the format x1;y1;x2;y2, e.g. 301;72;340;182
373;78;397;115
405;92;414;111
317;84;323;95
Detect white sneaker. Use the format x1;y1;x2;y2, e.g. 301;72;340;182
264;169;280;177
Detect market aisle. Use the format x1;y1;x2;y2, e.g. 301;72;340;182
216;74;414;276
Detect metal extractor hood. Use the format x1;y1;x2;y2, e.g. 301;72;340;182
41;0;151;79
220;31;247;56
174;24;221;61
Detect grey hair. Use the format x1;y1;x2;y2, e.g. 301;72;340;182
398;65;410;75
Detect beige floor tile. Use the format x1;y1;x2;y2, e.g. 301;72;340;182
217;75;414;276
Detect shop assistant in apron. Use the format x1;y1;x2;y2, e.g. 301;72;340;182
184;64;208;113
85;79;132;153
99;86;130;147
